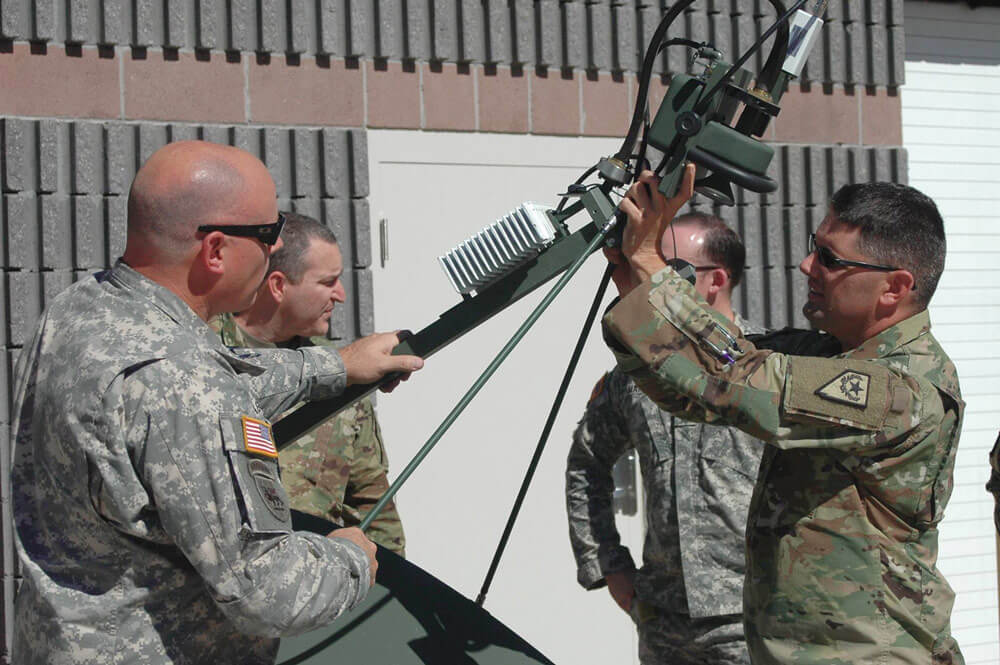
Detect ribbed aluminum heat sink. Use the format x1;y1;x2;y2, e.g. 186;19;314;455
438;202;557;296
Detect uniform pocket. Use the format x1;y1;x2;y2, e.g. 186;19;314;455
220;414;292;534
699;425;763;482
645;405;675;464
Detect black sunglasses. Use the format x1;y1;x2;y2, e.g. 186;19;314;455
197;213;286;246
808;233;900;273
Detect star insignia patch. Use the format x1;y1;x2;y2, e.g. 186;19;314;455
815;370;870;409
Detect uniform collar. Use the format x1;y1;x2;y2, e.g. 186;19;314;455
845;309;931;360
213;312;278;349
106;259;224;350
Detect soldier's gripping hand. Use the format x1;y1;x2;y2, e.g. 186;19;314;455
605;570;636;614
602;246;640;296
339;331;424;391
617;164;696;288
329;527;379;586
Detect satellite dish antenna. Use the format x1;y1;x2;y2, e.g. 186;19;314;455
277;511;556;665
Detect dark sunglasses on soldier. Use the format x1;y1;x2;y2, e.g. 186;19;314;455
808;233;900;273
197;213;286;246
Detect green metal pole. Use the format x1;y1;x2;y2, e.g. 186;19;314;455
359;218;615;532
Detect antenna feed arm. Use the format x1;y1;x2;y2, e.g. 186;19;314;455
646;72;778;206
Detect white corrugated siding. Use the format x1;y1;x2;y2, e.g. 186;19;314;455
904;2;1000;663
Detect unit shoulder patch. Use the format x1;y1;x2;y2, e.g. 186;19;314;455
815;370;870;409
247;458;290;522
783;357;892;431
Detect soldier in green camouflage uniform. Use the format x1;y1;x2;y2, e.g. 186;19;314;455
214;309;406;555
567;214;764;665
604;168;965;665
10;142;422;664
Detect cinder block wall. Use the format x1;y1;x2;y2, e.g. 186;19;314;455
0;1;907;661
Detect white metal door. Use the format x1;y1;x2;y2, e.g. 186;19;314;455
367;131;643;664
904;2;1000;663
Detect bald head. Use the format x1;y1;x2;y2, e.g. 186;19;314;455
660;212;745;321
121;141;281;320
126;141;274;262
661;212;746;287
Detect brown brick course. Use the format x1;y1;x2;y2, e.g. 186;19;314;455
771;83;860;145
581;71;631;137
0;44;905;150
531;68;580;136
0;44;119;119
422;63;476;131
860;87;903;146
477;66;529;134
366;60;420;129
249;55;363;126
124;50;244;123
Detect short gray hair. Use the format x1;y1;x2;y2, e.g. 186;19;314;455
268;212;339;282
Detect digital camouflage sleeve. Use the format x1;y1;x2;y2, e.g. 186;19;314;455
565;371;639;591
603;265;966;665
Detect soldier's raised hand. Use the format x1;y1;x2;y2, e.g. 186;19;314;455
339;331;423;389
618;163;696;285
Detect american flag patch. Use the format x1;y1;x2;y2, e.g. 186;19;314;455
241;416;278;458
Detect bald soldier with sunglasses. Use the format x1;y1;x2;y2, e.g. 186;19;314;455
10;141;424;664
603;167;965;665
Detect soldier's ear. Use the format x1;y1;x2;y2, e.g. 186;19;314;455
199;232;226;275
881;270;916;308
267;271;287;302
707;267;729;296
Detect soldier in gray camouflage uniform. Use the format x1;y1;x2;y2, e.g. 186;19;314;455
10;141;423;664
211;211;405;556
567;213;764;665
604;166;964;665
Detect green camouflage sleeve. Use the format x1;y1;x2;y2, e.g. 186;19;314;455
604;267;919;453
279;400;406;556
344;401;406;556
565;371;637;590
277;423;349;526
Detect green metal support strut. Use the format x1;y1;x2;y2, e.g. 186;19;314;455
359;202;617;531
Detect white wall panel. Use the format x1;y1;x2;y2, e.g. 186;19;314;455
904;2;1000;662
366;131;644;665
